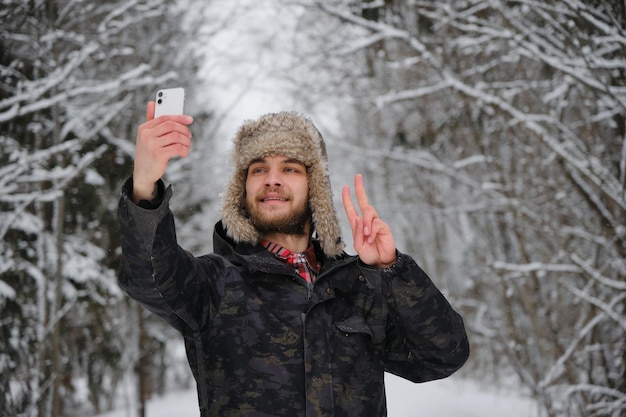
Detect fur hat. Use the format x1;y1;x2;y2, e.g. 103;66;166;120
221;111;344;257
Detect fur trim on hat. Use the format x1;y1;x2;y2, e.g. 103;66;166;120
221;111;344;257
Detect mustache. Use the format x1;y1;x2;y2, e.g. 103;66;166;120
256;188;289;201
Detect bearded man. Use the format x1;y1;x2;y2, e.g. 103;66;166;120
118;105;469;417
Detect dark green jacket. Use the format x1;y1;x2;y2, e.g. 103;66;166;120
118;180;469;417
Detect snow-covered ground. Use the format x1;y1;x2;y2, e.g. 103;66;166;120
97;374;539;417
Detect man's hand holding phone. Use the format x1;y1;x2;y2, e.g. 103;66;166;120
132;88;193;204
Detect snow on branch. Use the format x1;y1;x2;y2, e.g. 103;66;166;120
560;383;626;413
0;42;100;118
539;276;626;388
490;1;624;102
375;81;450;108
568;0;621;38
562;281;626;332
334;31;393;56
97;0;147;34
0;140;81;185
453;154;493;169
444;77;626;212
316;2;626;214
60;94;134;141
97;0;166;36
0;202;44;240
492;261;581;275
333;140;480;189
539;308;606;389
0;139;82;186
565;162;617;227
62;235;121;297
315;2;445;73
0;64;158;124
0;190;64;205
0;279;16;302
0;144;108;208
50;144;109;192
569;255;626;290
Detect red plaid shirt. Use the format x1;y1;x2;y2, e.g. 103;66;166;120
262;240;321;283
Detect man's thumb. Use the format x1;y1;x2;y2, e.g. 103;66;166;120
145;101;155;121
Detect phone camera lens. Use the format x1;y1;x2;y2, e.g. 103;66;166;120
158;91;163;97
157;99;162;104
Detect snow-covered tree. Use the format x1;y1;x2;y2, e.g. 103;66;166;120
0;1;206;415
289;1;626;416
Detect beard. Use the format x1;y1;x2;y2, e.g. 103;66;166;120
246;196;311;237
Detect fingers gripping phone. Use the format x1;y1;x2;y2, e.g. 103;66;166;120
154;87;185;117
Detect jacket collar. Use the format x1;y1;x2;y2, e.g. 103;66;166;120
214;220;358;278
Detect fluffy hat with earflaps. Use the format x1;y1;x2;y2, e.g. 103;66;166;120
221;111;344;257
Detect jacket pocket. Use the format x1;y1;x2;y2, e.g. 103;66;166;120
335;315;386;345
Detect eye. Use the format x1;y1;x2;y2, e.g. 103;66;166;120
249;166;266;175
283;163;306;174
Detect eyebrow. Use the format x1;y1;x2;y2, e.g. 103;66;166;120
249;157;306;166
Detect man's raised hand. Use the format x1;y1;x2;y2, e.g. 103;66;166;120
342;174;396;269
132;101;193;203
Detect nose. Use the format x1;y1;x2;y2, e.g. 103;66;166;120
264;168;282;187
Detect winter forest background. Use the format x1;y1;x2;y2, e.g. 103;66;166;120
1;1;625;416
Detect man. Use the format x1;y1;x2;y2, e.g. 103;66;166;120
118;103;469;417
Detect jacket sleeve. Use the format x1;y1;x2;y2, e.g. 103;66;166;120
117;177;223;334
361;252;469;382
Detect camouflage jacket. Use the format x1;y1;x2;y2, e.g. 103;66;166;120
118;180;469;417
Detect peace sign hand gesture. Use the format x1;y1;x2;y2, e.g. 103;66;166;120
342;174;397;269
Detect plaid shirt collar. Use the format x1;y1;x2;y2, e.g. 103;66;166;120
261;239;320;283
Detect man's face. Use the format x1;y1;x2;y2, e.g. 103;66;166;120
245;155;311;236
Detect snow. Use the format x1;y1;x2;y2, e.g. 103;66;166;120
96;375;538;417
0;279;16;300
385;375;538;417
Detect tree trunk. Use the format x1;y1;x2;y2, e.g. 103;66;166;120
137;306;149;417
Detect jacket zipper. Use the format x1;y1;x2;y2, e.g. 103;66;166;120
301;312;309;417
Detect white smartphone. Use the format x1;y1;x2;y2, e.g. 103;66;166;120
154;87;185;117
